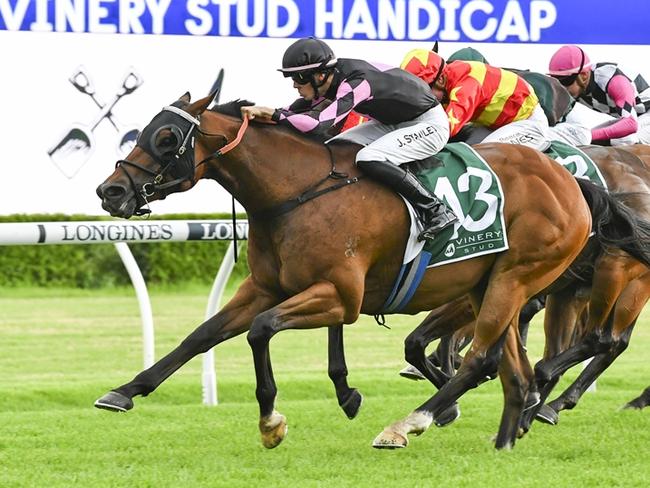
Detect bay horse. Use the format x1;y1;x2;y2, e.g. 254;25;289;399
392;144;650;431
526;144;650;428
96;92;605;450
616;144;650;413
535;144;650;421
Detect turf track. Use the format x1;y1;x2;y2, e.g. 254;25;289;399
1;285;649;487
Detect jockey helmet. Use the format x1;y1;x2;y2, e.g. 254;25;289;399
278;37;338;84
447;47;490;65
401;49;446;86
548;45;592;86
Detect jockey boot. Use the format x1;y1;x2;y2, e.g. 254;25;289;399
357;160;458;241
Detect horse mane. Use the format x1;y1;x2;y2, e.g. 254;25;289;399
209;99;334;144
210;99;254;119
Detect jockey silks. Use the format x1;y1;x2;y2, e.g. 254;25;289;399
272;58;439;134
441;61;539;137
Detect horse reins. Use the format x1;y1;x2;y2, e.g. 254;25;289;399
116;104;363;256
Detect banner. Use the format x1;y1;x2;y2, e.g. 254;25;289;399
2;0;650;44
2;1;649;216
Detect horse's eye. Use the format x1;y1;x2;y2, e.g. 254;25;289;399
160;136;175;147
157;132;179;151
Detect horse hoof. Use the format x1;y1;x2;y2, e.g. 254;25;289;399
535;404;559;425
495;439;514;450
259;412;288;449
340;389;363;419
372;430;408;449
94;391;133;412
620;400;643;411
399;365;426;381
434;403;460;427
524;391;541;411
517;427;527;439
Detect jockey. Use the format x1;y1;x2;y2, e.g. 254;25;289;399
548;45;650;145
241;37;457;241
446;46;590;146
400;48;552;151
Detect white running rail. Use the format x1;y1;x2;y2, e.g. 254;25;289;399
0;220;248;406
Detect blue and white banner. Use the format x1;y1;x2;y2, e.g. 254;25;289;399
2;0;649;44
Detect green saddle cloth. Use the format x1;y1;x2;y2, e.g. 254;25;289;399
544;141;608;189
413;142;508;268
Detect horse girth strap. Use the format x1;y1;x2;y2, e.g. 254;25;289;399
251;174;363;221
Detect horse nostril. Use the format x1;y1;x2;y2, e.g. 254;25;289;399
102;184;127;200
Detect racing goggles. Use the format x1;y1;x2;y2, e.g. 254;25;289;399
553;48;586;87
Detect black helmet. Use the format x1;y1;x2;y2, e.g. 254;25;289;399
278;37;337;79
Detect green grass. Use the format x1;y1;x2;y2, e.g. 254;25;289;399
1;285;649;487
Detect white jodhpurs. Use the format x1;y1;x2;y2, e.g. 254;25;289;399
548;103;593;146
327;104;450;164
481;104;551;151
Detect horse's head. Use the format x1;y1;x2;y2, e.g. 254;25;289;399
96;92;225;218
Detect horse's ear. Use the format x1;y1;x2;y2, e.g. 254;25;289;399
187;93;213;116
209;68;225;107
432;41;439;53
180;92;191;103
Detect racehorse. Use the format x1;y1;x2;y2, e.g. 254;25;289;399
392;144;650;430
95;92;627;450
535;144;650;421
616;145;650;413
526;144;650;427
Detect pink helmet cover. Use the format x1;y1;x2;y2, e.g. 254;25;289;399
548;45;592;76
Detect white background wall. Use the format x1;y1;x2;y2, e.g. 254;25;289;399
1;30;648;216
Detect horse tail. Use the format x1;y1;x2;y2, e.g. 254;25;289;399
576;178;650;268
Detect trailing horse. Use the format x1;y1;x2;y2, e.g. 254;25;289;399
393;144;650;430
95;92;623;450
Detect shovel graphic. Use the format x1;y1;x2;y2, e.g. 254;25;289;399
48;68;143;178
69;67;142;155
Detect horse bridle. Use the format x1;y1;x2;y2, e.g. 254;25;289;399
115;105;237;216
114;102;359;223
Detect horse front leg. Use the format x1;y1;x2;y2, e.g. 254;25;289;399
534;258;640;386
402;311;470;427
518;289;585;431
328;325;363;419
549;271;650;416
400;296;475;382
547;324;633;415
246;281;357;449
94;277;279;412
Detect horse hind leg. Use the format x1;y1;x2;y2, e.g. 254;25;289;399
551;271;650;416
495;324;533;449
374;226;584;451
373;324;509;449
535;257;639;387
373;279;523;449
519;288;586;431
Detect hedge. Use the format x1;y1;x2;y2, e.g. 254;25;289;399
0;214;249;288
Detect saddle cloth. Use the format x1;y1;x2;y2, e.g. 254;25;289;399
544;140;608;189
381;142;508;313
381;140;606;313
